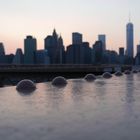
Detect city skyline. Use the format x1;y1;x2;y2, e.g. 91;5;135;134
0;0;140;54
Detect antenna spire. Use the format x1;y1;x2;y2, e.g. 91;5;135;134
129;12;131;22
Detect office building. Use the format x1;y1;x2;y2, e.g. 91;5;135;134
98;34;106;51
126;22;134;58
0;43;6;64
44;29;65;64
92;41;103;64
24;36;37;64
13;48;24;64
35;50;50;64
119;48;125;56
72;32;83;45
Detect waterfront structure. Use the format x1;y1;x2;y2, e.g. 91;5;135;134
24;36;37;64
98;34;106;51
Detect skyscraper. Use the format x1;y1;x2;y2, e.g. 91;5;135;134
24;36;37;64
98;34;106;51
92;41;103;64
137;44;140;54
126;21;134;58
35;50;50;64
72;32;83;45
119;48;125;56
13;48;24;64
0;43;6;64
44;29;65;64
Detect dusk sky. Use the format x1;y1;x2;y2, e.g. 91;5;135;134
0;0;140;54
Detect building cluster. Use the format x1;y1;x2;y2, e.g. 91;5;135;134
0;21;140;65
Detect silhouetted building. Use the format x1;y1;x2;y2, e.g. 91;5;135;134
0;43;6;64
66;45;74;64
92;41;103;64
35;50;50;64
24;36;37;64
119;48;125;64
13;48;24;64
98;34;106;51
126;22;134;58
44;29;65;64
109;51;119;64
66;44;81;64
72;32;83;45
135;44;140;65
6;54;14;64
82;42;92;64
119;48;125;56
137;44;140;54
66;32;91;64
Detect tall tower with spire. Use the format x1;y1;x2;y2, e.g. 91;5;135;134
126;16;134;58
44;29;65;64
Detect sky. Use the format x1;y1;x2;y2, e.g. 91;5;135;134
0;0;140;54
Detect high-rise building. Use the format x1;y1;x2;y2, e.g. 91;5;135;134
137;44;140;54
6;54;14;64
92;41;103;64
44;29;65;64
72;32;83;45
66;33;91;64
135;44;140;65
35;50;50;64
126;22;134;58
118;48;125;64
119;48;125;56
24;36;37;64
13;48;24;64
0;43;6;64
98;34;106;51
82;42;92;64
66;42;92;64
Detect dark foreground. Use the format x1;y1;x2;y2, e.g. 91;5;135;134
0;64;132;86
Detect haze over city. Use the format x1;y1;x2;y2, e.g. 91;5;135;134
0;0;140;54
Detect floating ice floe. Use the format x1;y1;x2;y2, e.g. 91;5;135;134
114;71;123;76
124;70;131;75
132;70;138;74
84;74;96;82
16;79;36;93
52;76;67;87
102;72;112;79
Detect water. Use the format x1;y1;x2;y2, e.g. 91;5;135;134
0;74;140;140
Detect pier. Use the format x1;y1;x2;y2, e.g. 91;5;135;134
0;64;133;86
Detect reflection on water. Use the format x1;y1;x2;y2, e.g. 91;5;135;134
1;75;140;140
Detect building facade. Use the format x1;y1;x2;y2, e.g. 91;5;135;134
24;36;37;64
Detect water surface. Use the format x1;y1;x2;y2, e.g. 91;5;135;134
0;74;140;140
